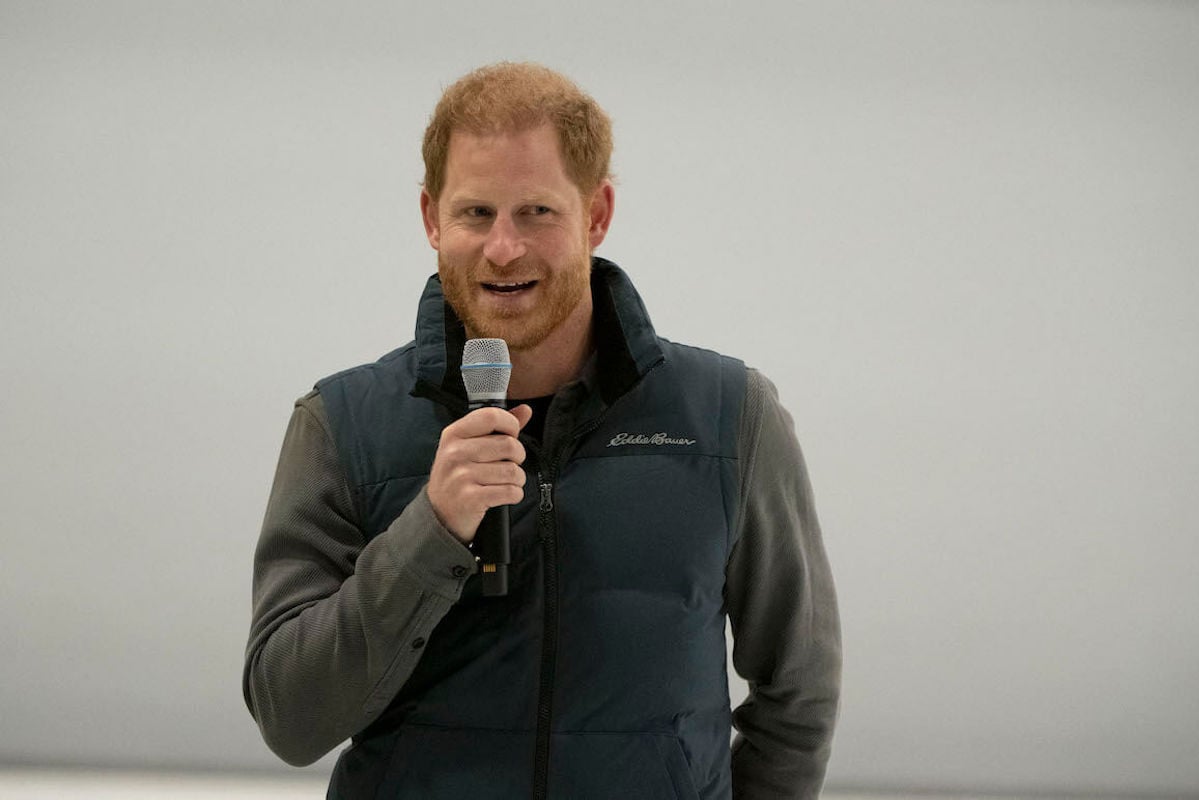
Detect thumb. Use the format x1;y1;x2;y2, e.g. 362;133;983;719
509;403;534;431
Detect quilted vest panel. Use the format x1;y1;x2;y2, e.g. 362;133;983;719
317;339;745;800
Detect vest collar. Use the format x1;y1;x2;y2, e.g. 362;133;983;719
411;257;664;408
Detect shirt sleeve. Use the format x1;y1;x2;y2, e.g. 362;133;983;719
242;390;478;767
726;369;842;799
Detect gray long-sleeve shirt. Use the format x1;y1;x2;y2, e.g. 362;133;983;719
243;367;840;798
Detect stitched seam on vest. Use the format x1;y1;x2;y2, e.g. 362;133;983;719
729;368;765;561
567;453;736;462
716;357;733;559
393;721;536;733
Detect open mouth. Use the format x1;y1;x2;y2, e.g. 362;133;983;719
482;280;538;294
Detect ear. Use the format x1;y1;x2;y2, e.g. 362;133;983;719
586;180;615;250
420;188;440;250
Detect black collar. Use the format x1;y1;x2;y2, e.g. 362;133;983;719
410;257;664;410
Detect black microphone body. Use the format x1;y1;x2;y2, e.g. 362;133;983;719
460;338;514;598
468;396;511;597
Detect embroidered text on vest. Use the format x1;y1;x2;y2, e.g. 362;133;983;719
607;432;698;447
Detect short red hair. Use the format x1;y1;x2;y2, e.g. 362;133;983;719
422;62;613;200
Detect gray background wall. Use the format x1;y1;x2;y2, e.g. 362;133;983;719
2;1;1196;795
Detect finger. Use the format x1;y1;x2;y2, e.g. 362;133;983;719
465;461;527;487
465;482;527;510
509;403;534;431
463;434;526;465
449;406;523;439
439;432;524;465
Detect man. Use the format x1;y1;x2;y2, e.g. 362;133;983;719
244;62;840;799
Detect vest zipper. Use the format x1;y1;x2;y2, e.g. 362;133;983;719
532;467;557;800
531;410;609;800
529;366;663;798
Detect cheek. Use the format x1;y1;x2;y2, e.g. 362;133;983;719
441;220;490;249
438;229;470;257
538;224;589;259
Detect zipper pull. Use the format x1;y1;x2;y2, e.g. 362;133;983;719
539;480;554;512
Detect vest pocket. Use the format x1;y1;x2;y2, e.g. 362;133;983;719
549;731;701;800
368;724;533;799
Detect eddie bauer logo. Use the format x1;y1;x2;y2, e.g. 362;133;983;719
607;432;697;447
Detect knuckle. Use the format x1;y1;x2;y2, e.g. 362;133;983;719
438;438;460;461
462;485;486;509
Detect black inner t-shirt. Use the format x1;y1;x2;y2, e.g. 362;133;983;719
512;395;554;444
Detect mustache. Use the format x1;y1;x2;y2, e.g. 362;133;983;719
468;257;542;281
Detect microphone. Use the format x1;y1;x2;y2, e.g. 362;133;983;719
461;338;513;597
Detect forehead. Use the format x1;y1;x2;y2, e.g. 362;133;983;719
442;123;578;199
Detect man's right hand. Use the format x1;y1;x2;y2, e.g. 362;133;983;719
427;404;533;544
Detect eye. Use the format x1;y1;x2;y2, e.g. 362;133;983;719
464;206;493;219
525;205;552;216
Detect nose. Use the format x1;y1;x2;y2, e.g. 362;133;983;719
482;213;527;267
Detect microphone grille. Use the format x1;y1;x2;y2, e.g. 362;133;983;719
461;338;512;398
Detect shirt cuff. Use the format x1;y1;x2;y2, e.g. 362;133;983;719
380;487;478;601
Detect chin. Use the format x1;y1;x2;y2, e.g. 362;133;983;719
469;316;555;352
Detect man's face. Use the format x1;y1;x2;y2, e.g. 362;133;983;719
421;123;612;352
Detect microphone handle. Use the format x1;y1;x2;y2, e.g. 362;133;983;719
468;398;511;597
476;506;510;597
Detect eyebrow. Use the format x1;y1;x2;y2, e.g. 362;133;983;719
446;190;571;209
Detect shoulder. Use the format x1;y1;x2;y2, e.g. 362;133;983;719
313;342;418;395
742;367;782;421
649;340;790;428
657;338;747;395
658;337;745;369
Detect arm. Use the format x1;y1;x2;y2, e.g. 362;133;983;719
242;391;477;766
726;369;842;799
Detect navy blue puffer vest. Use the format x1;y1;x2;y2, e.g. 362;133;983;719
317;260;745;799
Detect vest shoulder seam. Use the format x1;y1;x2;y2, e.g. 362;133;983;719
315;341;418;388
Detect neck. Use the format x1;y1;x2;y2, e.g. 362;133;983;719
504;292;594;399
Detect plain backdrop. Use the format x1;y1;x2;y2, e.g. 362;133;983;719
2;1;1197;796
